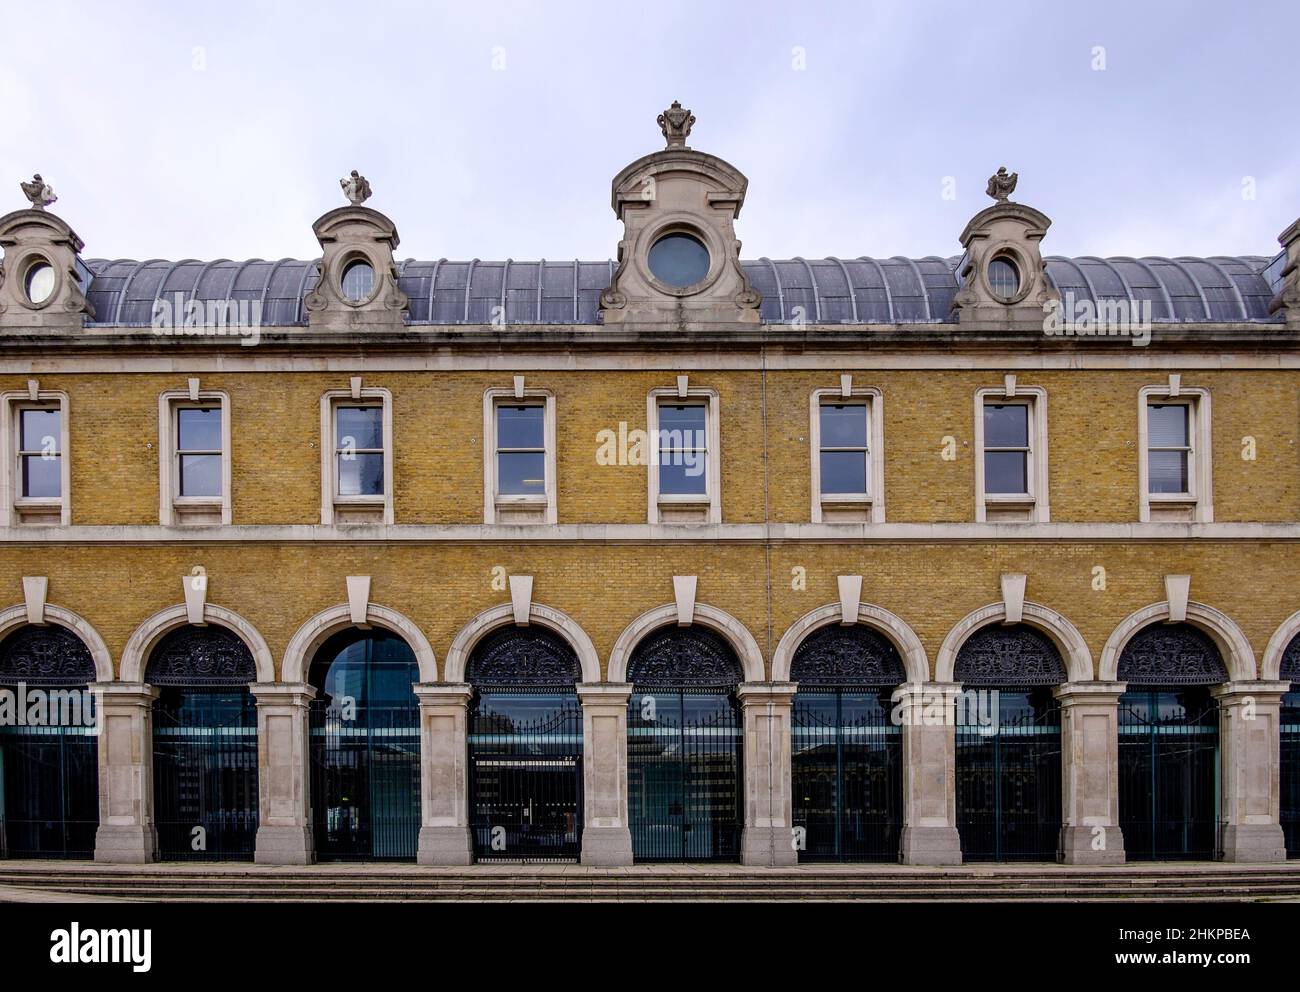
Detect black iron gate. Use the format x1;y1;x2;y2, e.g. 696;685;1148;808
627;686;743;862
153;687;258;860
792;687;902;862
0;720;98;859
1118;687;1220;860
0;626;100;859
310;630;421;861
1284;687;1300;858
955;687;1062;861
469;688;583;862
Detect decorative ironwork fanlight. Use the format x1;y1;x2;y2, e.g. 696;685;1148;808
954;624;1066;686
145;624;257;686
466;626;580;686
790;623;905;686
627;625;742;687
0;624;96;685
1117;622;1226;685
1279;633;1300;684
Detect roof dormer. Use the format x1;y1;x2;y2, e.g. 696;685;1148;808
0;175;94;333
304;170;409;331
951;168;1059;328
600;102;761;325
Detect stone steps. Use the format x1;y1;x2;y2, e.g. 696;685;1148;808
3;862;1299;901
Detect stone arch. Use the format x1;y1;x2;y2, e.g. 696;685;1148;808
935;601;1093;684
282;603;437;684
771;602;927;684
1262;609;1300;682
607;603;764;684
121;603;275;684
443;603;600;684
0;603;114;683
1098;601;1255;683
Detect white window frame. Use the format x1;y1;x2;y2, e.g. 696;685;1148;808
0;389;71;526
159;388;231;526
647;386;721;525
483;387;557;525
1138;383;1212;523
809;387;885;524
321;387;393;525
974;385;1050;523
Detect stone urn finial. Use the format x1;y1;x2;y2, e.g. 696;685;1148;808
985;166;1018;204
20;173;57;210
340;169;372;206
657;101;695;149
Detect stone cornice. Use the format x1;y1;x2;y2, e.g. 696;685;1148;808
2;521;1299;545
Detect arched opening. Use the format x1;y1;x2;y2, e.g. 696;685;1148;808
308;629;420;861
790;623;904;862
954;624;1064;862
1278;634;1299;858
1118;622;1224;861
147;625;259;861
466;626;583;863
0;625;99;859
626;625;743;862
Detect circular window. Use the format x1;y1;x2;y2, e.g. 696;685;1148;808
24;262;56;305
647;232;710;288
340;259;376;302
987;255;1020;301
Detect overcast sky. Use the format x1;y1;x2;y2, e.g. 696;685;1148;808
2;0;1296;263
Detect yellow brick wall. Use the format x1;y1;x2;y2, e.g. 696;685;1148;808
6;368;1296;526
1;542;1297;681
1;367;1297;683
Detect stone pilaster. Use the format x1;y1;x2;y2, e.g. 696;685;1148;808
414;683;474;865
577;683;635;865
897;682;963;865
91;683;160;864
1053;681;1127;864
251;682;316;865
736;681;798;866
1212;680;1289;862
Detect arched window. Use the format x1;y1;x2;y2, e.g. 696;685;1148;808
466;627;583;863
147;625;258;861
954;624;1064;862
1117;623;1226;861
790;624;905;862
1278;634;1300;858
0;625;99;859
309;629;420;861
626;626;743;862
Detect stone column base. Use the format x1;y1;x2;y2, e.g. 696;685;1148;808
1058;824;1126;864
900;825;962;865
1219;823;1287;863
254;825;314;865
741;825;798;867
580;826;634;866
94;825;157;864
417;826;474;866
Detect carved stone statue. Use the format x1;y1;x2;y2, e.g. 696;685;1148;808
340;170;372;206
657;101;695;149
986;166;1018;203
20;173;57;210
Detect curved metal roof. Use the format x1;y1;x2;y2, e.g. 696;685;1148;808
82;254;1280;327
